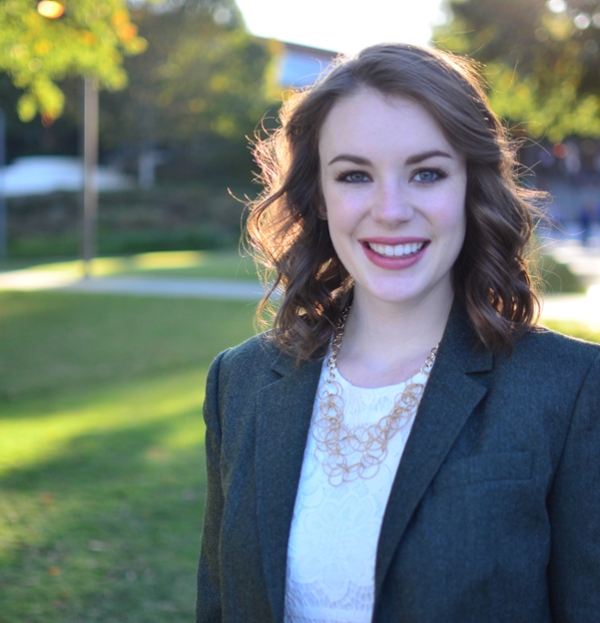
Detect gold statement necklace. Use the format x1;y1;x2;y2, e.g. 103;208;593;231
313;308;439;485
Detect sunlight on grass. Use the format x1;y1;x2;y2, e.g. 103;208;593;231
0;368;209;621
0;250;259;282
0;368;207;476
162;423;205;450
5;251;209;275
0;281;263;620
105;251;209;272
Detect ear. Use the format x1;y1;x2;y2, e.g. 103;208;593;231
317;205;328;220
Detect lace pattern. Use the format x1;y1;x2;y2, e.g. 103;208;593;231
284;361;429;623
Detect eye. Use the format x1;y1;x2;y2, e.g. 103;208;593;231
336;171;371;183
413;168;446;183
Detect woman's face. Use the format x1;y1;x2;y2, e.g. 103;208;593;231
318;88;467;313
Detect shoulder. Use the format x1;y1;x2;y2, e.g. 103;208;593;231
212;331;281;377
444;300;599;379
206;331;296;399
514;325;600;372
488;325;600;404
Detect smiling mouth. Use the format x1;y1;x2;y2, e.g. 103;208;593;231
366;241;427;258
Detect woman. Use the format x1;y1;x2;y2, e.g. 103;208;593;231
197;44;600;623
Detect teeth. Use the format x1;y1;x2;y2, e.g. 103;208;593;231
369;242;424;258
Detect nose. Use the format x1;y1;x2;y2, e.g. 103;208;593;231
371;180;414;226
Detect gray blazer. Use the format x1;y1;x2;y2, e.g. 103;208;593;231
197;304;600;623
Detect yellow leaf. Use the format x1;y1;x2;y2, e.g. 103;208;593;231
34;39;53;55
17;94;37;122
127;36;148;55
79;31;98;46
118;23;137;43
111;10;129;27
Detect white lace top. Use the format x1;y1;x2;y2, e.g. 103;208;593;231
284;360;430;623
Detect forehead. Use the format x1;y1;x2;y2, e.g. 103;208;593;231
318;88;458;159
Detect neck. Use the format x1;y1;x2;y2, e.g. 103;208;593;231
334;289;453;388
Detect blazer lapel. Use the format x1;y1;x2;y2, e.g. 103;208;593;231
375;305;492;596
255;351;322;622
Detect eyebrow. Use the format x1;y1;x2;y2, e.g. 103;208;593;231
327;149;454;167
327;154;371;166
405;150;453;164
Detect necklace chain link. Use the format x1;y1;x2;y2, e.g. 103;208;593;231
313;308;438;485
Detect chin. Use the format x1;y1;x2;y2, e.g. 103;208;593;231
356;274;453;309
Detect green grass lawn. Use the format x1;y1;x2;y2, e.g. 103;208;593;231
0;250;598;622
534;251;587;294
0;291;256;622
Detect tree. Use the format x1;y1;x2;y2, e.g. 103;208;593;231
434;0;600;140
0;0;148;123
99;0;279;181
0;0;279;182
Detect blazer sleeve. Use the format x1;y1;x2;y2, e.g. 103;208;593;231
548;349;600;622
196;350;228;623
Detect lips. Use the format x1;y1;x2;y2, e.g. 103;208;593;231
360;237;429;270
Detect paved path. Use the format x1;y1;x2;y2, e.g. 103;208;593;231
541;290;600;326
1;243;599;326
537;239;600;326
63;276;267;301
0;270;267;300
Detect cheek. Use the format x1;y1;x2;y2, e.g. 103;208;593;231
323;191;364;232
433;189;467;238
325;206;362;266
445;205;467;237
326;213;350;252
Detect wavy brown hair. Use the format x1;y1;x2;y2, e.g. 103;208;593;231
246;43;544;361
